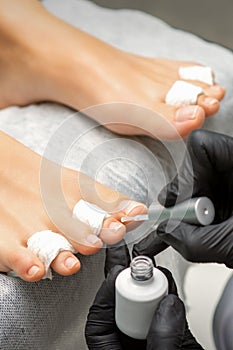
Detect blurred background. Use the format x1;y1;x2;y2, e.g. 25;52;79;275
92;0;233;50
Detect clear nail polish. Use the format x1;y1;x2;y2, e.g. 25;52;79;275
204;97;218;105
119;200;145;215
109;221;124;232
27;265;40;276
211;84;222;92
64;257;78;269
175;106;199;122
85;234;100;245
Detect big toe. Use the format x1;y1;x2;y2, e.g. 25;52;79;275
98;200;147;245
174;105;205;138
151;103;205;140
99;217;126;245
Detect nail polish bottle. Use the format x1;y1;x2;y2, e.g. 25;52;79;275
115;255;168;340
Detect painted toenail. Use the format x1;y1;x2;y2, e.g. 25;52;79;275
85;234;101;245
109;221;124;232
64;256;78;269
204;97;218;105
119;200;145;215
27;265;40;277
175;106;199;122
210;85;223;92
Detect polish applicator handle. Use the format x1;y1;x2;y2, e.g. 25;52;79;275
148;197;215;226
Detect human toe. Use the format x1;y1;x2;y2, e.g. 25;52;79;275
51;251;81;276
197;95;219;116
99;217;126;245
70;234;103;256
174;105;205;138
6;246;45;282
150;103;205;140
98;200;147;245
208;84;225;100
117;200;147;217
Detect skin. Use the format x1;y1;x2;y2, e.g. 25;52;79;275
0;0;225;140
0;131;147;282
0;1;226;282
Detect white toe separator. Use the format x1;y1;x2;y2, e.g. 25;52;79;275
27;230;76;280
179;65;214;85
165;80;203;106
72;199;110;236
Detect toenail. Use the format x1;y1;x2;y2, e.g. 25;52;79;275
210;84;223;92
119;200;145;215
204;97;218;105
85;234;101;245
108;221;124;232
175;106;199;122
27;265;40;277
64;256;78;269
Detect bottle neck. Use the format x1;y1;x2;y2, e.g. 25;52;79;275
130;256;154;281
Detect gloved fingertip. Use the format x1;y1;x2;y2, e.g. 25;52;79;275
157;219;182;236
160;293;183;308
157;266;178;295
105;241;130;277
107;265;126;281
158;181;178;208
147;295;185;349
157;222;167;234
132;230;168;259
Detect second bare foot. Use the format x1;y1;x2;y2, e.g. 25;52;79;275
0;131;146;282
0;0;225;140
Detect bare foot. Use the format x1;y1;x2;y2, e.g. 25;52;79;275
0;0;225;139
0;131;146;282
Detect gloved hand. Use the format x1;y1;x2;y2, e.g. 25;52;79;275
85;242;203;349
156;129;233;268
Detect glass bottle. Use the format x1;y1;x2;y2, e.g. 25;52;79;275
115;255;168;339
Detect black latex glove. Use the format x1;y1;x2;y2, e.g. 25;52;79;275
155;129;233;268
85;242;203;349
